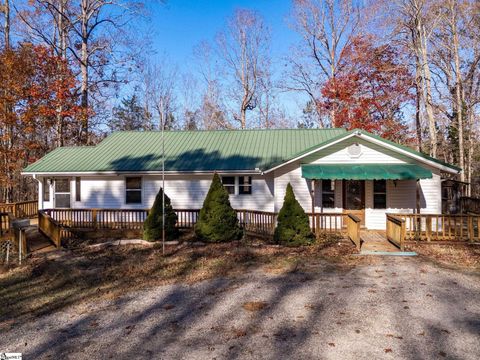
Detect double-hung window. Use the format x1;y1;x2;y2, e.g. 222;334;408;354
221;176;236;195
239;176;252;195
126;177;142;204
322;180;335;208
373;180;387;209
222;176;253;195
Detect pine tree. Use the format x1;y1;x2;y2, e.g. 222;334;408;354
274;183;314;246
143;187;178;241
195;173;242;242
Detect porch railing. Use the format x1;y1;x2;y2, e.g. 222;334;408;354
386;214;406;250
39;208;350;245
0;200;38;219
387;213;480;242
460;197;480;214
346;214;361;251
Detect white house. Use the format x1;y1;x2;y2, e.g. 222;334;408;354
22;128;460;230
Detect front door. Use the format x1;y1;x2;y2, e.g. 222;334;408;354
343;180;365;225
54;178;71;208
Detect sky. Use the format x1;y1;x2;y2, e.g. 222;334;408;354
148;0;298;66
141;0;306;120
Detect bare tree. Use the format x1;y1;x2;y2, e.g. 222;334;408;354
286;0;361;127
15;0;148;144
141;60;177;131
215;9;270;129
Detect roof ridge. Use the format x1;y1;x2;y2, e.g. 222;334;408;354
108;128;346;135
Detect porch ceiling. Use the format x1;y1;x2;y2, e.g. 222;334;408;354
301;164;433;180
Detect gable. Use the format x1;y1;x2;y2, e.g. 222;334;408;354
264;130;460;174
305;137;407;165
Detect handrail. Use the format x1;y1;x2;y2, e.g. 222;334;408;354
386;214;406;250
38;210;62;248
387;212;479;242
346;214;361;251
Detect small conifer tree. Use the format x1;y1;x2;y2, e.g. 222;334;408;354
274;183;314;246
143;187;178;241
195;173;242;242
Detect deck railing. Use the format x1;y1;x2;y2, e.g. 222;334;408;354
387;213;480;242
39;208;351;245
386;214;406;250
460;197;480;214
346;214;361;251
308;213;345;237
0;200;38;219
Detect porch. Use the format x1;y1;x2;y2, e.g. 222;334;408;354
35;208;480;253
302;163;437;230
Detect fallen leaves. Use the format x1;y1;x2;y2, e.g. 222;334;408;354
242;301;268;312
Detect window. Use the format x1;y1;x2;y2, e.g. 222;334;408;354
126;177;142;204
239;176;252;195
75;177;81;202
54;178;71;208
322;180;335;208
373;180;387;209
222;176;235;195
43;178;50;202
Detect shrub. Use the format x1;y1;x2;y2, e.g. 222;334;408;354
274;183;314;246
195;173;242;242
143;187;178;241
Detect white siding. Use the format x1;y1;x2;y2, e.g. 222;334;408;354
72;174;274;212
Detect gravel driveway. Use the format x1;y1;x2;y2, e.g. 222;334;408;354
1;256;479;359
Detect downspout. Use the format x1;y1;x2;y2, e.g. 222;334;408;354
32;174;43;211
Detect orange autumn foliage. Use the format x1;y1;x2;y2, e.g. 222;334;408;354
320;35;414;143
0;44;85;201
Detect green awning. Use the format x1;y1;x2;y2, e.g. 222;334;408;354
301;164;432;180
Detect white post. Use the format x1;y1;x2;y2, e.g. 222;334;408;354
18;230;22;265
161;99;165;255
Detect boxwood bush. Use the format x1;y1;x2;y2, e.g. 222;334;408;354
195;173;242;242
274;183;314;246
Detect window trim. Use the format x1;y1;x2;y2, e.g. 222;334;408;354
373;180;387;209
221;175;253;196
125;176;143;204
238;176;252;195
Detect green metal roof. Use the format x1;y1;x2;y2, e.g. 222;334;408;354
23;129;347;173
301;164;433;180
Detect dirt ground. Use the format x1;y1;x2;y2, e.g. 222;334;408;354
0;240;479;359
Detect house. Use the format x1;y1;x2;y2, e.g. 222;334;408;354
22;128;460;230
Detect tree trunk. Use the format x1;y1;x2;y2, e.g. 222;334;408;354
3;0;9;50
80;0;89;144
414;45;424;152
451;1;465;182
419;26;437;157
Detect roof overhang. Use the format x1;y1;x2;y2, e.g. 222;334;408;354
21;169;263;177
264;131;460;175
301;164;433;180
